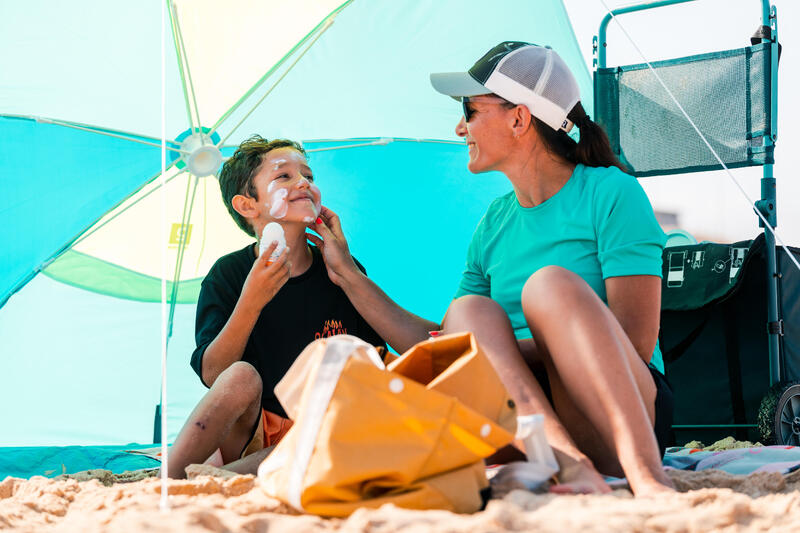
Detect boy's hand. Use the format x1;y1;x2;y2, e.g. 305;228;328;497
306;206;359;287
240;242;291;313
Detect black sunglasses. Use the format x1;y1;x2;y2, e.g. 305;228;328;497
461;96;514;123
461;97;475;123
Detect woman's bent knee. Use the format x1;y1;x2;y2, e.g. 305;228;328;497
522;266;592;316
451;294;502;313
444;295;504;328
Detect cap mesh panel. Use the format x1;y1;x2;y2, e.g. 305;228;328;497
498;47;579;111
540;53;580;109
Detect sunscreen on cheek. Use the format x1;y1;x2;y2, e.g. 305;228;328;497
260;222;286;264
309;183;322;216
269;188;289;219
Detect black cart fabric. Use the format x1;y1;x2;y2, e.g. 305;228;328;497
659;235;800;444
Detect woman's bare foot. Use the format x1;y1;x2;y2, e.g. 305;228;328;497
549;458;611;495
626;469;675;497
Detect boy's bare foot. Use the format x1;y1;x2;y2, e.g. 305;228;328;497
222;445;275;475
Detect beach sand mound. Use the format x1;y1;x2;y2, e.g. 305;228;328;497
2;468;800;532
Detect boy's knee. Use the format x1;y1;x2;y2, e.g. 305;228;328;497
216;361;262;403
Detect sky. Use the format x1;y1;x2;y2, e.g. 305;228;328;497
565;0;798;247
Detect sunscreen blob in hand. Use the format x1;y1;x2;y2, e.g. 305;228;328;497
259;222;286;263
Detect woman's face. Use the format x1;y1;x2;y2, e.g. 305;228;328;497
455;95;516;173
252;147;322;225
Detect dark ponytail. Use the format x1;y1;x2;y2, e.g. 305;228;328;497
532;102;627;172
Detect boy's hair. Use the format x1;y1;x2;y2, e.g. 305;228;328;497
218;135;306;237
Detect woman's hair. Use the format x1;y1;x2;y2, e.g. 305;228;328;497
218;135;306;237
531;101;627;172
498;97;626;171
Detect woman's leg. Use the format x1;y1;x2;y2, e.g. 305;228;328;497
442;295;610;494
167;361;263;478
521;266;673;495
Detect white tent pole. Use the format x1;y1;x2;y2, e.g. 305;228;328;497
303;138;466;153
166;174;201;340
216;18;336;147
303;138;464;145
170;1;203;137
160;0;170;512
194;178;210;274
598;0;800;275
31;117;188;154
305;139;394;153
206;0;353;140
167;0;198;135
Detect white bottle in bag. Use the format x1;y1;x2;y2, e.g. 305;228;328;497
489;414;560;496
516;414;559;476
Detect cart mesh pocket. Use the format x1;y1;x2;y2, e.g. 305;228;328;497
595;44;773;177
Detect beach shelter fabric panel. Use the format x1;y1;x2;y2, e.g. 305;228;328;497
0;0;591;446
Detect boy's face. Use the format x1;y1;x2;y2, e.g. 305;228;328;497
251;147;322;226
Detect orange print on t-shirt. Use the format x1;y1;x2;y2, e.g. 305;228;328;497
315;319;348;339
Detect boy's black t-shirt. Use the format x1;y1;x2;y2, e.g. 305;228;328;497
190;243;385;417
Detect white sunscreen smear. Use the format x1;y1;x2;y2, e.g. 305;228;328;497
260;222;286;263
269;188;289;219
309;183;322;216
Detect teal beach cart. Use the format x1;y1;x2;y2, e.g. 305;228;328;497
594;0;800;445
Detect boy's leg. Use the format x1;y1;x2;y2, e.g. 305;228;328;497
222;445;275;474
167;361;263;479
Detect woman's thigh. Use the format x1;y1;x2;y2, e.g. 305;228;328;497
520;266;657;422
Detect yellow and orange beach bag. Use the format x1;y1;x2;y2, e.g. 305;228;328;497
257;332;516;516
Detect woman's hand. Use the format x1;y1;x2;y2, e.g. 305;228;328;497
240;242;291;314
306;206;360;287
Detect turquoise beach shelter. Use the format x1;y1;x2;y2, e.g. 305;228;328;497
0;1;592;447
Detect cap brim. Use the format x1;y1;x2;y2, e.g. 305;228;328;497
429;72;490;100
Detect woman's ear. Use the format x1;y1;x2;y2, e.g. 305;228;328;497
511;105;532;138
231;194;259;219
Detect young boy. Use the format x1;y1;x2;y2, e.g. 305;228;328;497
167;136;387;478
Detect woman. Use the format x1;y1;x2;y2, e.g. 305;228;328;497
429;42;675;496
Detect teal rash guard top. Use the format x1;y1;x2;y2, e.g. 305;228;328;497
455;163;667;370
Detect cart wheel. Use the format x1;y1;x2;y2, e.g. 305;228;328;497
758;381;800;445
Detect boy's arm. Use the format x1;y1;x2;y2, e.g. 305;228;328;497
201;243;291;386
307;207;439;353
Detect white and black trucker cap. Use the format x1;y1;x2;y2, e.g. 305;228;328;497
430;41;581;132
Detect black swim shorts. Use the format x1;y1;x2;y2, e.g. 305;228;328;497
531;361;674;457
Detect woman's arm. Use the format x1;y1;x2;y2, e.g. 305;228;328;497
337;269;440;353
604;275;661;364
307;206;439;353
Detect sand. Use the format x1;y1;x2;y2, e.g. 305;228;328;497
2;466;800;532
